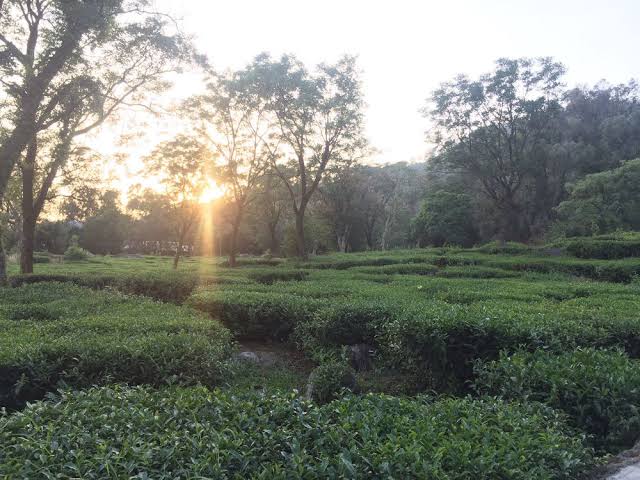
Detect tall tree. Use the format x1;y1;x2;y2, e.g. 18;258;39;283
249;54;365;259
187;69;271;267
0;0;190;280
143;135;209;269
428;57;565;241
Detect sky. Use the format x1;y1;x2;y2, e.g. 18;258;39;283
149;0;640;164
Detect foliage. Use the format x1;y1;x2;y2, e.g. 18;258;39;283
0;283;231;409
63;245;89;261
0;386;594;479
553;159;640;237
474;348;640;452
306;361;357;403
411;190;477;247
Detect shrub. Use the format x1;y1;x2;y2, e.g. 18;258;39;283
248;269;308;284
0;386;594;479
476;241;531;254
474;348;640;453
63;245;89;261
0;283;232;409
33;252;50;264
564;238;640;259
306;362;357;403
187;289;320;340
9;271;198;304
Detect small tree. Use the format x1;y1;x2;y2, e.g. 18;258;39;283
144;135;209;269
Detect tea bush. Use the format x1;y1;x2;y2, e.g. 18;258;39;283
563;238;640;259
306;361;357;403
0;283;232;409
247;269;308;284
474;348;640;453
9;271;198;303
0;386;594;479
63;245;89;261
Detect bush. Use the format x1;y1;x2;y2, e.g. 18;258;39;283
187;289;320;340
476;241;531;254
474;348;640;453
33;252;50;264
9;271;198;304
63;245;89;261
248;269;308;284
0;386;594;479
563;238;640;259
306;362;357;403
0;283;232;409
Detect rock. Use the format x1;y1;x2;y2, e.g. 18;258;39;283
348;343;375;371
235;351;260;364
234;350;278;367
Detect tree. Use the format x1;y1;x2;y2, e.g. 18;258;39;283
552;159;640;237
187;69;271;267
251;170;289;254
80;191;129;254
143;135;209;269
249;54;365;259
0;0;191;279
411;190;477;247
428;57;565;242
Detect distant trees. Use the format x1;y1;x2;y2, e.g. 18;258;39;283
424;58;640;245
80;191;129;255
552;159;640;237
428;58;565;242
143;135;210;269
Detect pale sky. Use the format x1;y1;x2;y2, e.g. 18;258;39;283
91;0;640;201
152;0;640;163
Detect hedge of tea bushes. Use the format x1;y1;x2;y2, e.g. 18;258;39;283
474;348;640;453
0;386;594;479
0;283;232;409
9;270;200;303
187;271;640;389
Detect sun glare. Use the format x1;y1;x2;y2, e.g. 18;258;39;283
200;180;226;203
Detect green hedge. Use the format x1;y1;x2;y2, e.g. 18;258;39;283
247;269;308;284
9;271;198;304
474;348;640;453
0;283;232;409
0;386;594;479
187;289;321;340
564;238;640;259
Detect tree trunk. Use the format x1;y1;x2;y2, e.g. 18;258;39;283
295;209;307;259
173;240;182;270
268;222;279;254
0;236;7;287
228;220;240;268
20;140;37;274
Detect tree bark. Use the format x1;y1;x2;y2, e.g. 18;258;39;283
295;209;307;259
228;220;240;268
20;140;37;274
173;240;183;270
0;235;7;287
268;222;279;254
